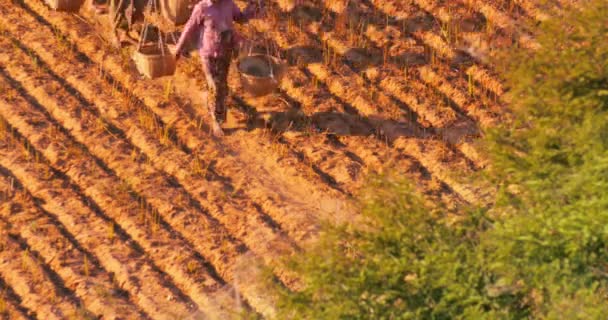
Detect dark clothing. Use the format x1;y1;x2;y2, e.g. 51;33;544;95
175;0;263;124
202;30;235;123
109;0;146;32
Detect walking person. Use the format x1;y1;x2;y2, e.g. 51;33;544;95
92;0;146;47
174;0;264;137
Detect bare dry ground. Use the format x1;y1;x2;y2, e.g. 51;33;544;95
0;0;572;318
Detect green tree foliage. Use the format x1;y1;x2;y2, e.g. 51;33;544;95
275;1;608;318
482;0;608;316
276;176;500;319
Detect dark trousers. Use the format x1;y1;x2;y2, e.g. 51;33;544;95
201;31;235;123
109;0;145;31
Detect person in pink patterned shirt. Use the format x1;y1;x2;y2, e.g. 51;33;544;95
174;0;264;137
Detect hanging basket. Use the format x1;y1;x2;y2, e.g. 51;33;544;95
143;7;182;33
45;0;85;11
159;0;192;26
237;54;286;97
132;44;176;79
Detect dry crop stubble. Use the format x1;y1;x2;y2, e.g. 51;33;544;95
0;117;197;318
3;134;257;316
242;0;491;202
1;4;314;252
0;27;294;318
312;0;495;164
0;0;553;316
0;172;144;319
12;0;348;234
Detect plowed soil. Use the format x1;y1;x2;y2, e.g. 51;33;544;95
0;0;566;318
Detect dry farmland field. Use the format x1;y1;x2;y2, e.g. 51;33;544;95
0;0;572;318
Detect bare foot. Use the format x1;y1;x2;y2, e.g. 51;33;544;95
211;121;224;137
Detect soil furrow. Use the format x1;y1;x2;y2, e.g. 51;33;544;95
17;0;344;204
233;16;480;204
230;45;477;207
337;136;467;211
293;0;495;168
0;91;199;319
418;65;499;128
293;8;490;170
0;221;88;320
0;16;314;251
226;35;426;198
224;72;366;195
212;30;372;196
468;0;539;50
306;0;501;127
247;1;426;130
308;26;496;167
393;137;491;205
7;0;490;209
239;1;489;203
357;0;507;104
466;65;504;98
0;65;281;317
6;0;347;245
0;275;35;320
0;27;301;293
0;169;148;320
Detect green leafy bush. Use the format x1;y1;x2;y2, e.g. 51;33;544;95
482;0;608;316
276;1;608;319
277;176;484;319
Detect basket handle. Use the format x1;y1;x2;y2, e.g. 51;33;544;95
137;23;149;52
137;0;151;52
265;38;275;79
237;37;254;61
247;0;275;78
137;0;168;56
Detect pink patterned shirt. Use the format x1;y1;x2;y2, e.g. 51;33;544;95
175;0;261;58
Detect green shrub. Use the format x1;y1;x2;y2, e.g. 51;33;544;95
482;0;608;316
276;176;489;319
276;1;608;318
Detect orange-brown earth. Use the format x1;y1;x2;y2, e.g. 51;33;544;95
0;0;569;318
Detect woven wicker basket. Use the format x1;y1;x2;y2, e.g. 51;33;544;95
238;54;286;97
133;44;176;79
45;0;85;11
159;0;192;25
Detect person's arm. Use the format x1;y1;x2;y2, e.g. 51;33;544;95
175;3;206;57
232;0;264;24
